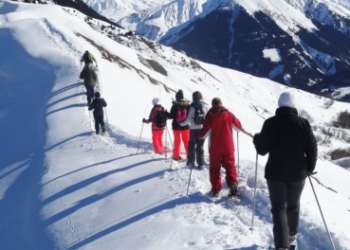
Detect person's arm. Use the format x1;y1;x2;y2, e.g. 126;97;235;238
231;112;242;130
79;68;85;79
304;120;318;174
198;111;212;139
167;104;175;119
253;119;272;155
88;100;95;111
102;99;107;107
143;107;154;123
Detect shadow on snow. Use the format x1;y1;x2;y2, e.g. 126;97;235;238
0;29;55;249
67;192;210;250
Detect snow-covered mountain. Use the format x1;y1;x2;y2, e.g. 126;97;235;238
81;0;170;22
90;0;350;99
1;1;350;249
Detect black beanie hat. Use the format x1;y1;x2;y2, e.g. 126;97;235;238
95;92;101;98
212;97;222;107
192;91;202;101
176;89;184;101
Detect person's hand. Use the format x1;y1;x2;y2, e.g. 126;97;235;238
142;118;147;123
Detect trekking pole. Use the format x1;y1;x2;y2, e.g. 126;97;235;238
104;109;109;132
164;125;168;160
186;165;194;196
166;126;174;168
308;176;336;250
135;123;145;155
250;153;259;231
236;130;240;176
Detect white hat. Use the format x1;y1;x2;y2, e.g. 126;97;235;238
152;97;160;105
278;92;296;108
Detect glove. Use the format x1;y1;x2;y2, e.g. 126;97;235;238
142;118;147;123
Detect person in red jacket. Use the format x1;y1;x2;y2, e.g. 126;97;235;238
143;98;167;154
198;97;246;197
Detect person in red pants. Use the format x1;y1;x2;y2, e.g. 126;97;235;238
198;97;247;197
143;98;167;154
168;90;190;161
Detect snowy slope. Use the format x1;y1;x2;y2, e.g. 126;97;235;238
81;0;170;22
116;0;350;41
110;0;350;97
1;1;350;250
118;0;224;41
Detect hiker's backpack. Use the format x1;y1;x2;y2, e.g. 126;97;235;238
85;65;98;86
193;103;205;125
175;105;188;124
154;107;167;127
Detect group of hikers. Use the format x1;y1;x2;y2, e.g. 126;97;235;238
80;51;318;250
80;50;107;135
143;90;317;250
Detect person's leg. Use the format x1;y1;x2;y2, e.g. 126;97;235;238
173;130;181;160
86;85;94;104
152;130;158;153
196;137;205;168
187;130;196;166
267;180;289;249
100;115;105;133
153;130;164;154
181;129;190;157
158;129;164;153
209;152;222;193
286;180;306;240
222;153;238;186
94;115;100;134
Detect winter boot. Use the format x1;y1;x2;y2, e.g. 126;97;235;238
209;189;220;197
228;182;239;197
186;162;195;169
289;235;298;250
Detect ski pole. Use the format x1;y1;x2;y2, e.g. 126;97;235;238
135;123;145;155
166;126;174;168
250;153;259;231
164;125;168;160
236;130;240;176
308;176;336;250
186;165;194;196
104;109;109;132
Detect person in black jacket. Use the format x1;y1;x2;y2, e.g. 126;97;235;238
253;92;317;250
89;92;107;134
167;89;190;161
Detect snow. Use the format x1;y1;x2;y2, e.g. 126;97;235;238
1;1;350;250
263;48;281;63
332;87;350;100
118;0;318;41
81;0;170;22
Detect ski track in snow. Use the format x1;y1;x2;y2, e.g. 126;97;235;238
1;1;350;250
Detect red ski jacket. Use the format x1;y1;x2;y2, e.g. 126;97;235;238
198;105;242;154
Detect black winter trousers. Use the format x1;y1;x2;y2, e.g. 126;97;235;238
267;179;305;248
94;113;105;134
85;84;95;105
187;129;205;167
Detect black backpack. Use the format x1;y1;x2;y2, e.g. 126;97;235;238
155;107;167;127
193;102;205;125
